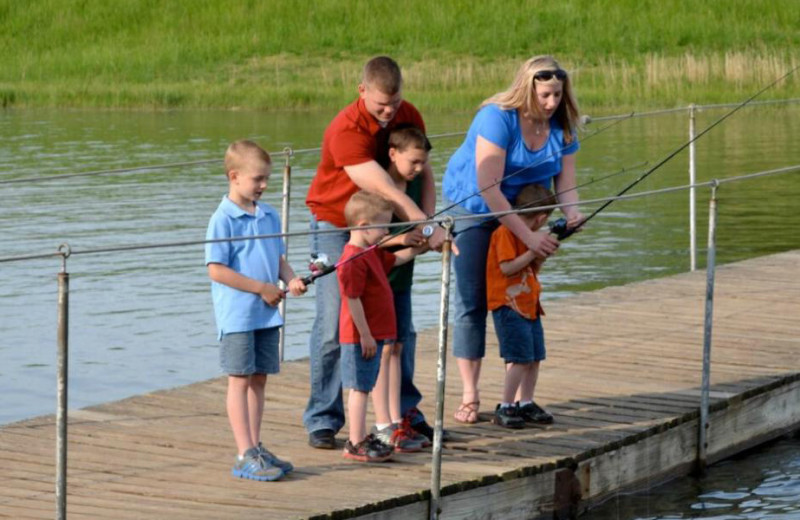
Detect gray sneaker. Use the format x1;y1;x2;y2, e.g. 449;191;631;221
257;442;294;474
231;447;284;481
371;423;424;453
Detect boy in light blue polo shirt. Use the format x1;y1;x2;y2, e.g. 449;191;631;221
205;140;307;482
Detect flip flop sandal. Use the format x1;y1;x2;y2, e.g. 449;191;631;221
453;401;480;424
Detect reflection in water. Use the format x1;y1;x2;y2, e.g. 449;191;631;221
0;106;799;425
588;435;800;519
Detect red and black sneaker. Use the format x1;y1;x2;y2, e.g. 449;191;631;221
342;434;394;462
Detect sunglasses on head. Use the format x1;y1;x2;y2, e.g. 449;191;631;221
533;69;567;81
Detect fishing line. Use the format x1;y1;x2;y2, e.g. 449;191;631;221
557;65;800;240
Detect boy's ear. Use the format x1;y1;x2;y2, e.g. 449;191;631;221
388;147;397;162
536;213;549;228
357;83;367;98
227;169;238;182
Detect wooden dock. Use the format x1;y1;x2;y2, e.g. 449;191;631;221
2;250;799;519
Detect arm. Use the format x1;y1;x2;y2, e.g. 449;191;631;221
476;136;560;258
553;153;584;228
346;297;377;359
207;262;283;306
278;256;308;296
393;244;429;266
345;161;427;222
498;250;537;277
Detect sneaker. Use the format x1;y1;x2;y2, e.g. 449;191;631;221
405;408;451;443
257;442;294;474
343;434;394;462
492;404;525;429
372;423;424;453
517;401;554;424
400;417;431;448
308;428;336;449
231;447;284;481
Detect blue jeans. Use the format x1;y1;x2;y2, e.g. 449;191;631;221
446;200;498;360
302;218;349;434
393;288;425;422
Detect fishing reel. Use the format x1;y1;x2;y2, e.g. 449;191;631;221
548;218;571;240
301;253;334;286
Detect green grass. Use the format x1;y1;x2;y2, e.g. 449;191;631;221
1;0;799;111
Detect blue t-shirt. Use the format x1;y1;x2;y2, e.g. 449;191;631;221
443;104;579;214
205;196;285;339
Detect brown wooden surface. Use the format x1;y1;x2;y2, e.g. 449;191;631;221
1;251;798;519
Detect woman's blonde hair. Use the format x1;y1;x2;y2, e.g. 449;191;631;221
481;55;580;143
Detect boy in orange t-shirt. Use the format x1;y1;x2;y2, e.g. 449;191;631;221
485;183;557;429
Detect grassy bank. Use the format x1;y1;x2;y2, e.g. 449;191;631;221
2;0;799;111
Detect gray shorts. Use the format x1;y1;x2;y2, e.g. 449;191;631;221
220;327;280;375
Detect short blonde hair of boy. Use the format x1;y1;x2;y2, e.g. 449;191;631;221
515;183;556;217
344;191;394;227
362;56;403;95
481;55;580;144
224;140;271;176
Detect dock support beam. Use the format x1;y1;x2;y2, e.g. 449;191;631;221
698;181;718;474
56;244;71;520
278;148;293;361
689;104;698;271
429;217;454;520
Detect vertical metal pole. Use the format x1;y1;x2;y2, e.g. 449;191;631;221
430;218;454;520
56;243;71;520
698;181;718;474
689;104;698;271
278;147;293;361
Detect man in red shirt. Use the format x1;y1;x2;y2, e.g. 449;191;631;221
303;56;443;449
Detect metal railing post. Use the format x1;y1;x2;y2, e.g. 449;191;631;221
278;147;293;361
429;218;454;520
697;181;718;474
689;104;698;271
56;243;71;520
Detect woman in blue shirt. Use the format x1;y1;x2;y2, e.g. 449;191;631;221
442;55;584;424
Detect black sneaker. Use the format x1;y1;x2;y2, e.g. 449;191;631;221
405;408;451;443
492;404;525;429
517;401;554;424
308;428;336;449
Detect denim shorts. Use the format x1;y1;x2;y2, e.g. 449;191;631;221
492;306;546;363
220;327;280;375
341;341;385;392
393;289;412;345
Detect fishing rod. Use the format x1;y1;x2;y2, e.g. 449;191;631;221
451;160;650;239
295;113;637;286
552;65;800;241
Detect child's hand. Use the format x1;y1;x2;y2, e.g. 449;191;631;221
401;228;427;247
360;335;377;359
259;283;284;306
287;277;307;296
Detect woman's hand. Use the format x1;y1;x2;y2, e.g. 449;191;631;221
562;207;585;230
526;230;560;259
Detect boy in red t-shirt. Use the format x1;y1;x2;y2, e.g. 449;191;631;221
485;184;557;429
337;191;426;462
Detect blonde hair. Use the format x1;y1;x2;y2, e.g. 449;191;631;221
481;55;580;143
344;191;394;227
362;56;403;95
224;140;271;176
515;183;556;217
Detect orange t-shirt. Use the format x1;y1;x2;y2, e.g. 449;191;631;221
486;226;544;320
306;98;426;227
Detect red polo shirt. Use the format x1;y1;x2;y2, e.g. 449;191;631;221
306;97;426;227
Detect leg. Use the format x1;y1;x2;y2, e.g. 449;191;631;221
517;361;540;403
303;219;349;435
227;375;255;455
387;343;403;422
504;362;530;404
394;289;424;420
348;389;369;445
247;373;267;445
449;213;495;418
372;345;394;426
